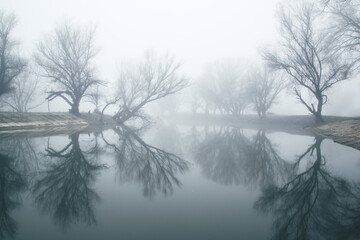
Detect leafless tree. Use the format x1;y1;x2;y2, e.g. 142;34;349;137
1;69;42;112
197;59;248;116
113;51;188;123
86;85;103;113
248;68;286;118
0;11;26;97
263;2;353;122
325;0;360;66
35;23;102;115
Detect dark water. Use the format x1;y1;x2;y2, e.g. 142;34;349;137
0;122;360;240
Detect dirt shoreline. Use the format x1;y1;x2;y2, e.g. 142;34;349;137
1;112;359;150
307;119;360;150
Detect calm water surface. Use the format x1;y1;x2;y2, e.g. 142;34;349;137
0;122;360;240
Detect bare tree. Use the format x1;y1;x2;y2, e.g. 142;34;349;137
0;11;26;97
1;69;42;112
35;23;101;115
197;59;248;116
248;68;285;118
325;0;360;65
263;2;353;122
86;85;103;113
113;51;188;123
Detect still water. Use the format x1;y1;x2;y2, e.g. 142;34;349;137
0;122;359;240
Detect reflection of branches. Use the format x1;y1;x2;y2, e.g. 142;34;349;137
194;128;249;185
103;125;188;198
194;128;291;187
255;137;360;240
0;154;26;239
246;130;293;187
33;133;104;229
0;138;38;180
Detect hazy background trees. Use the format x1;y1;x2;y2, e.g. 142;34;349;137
196;59;248;116
1;68;42;112
247;67;286;118
1;0;360;120
35;23;101;115
0;10;26;98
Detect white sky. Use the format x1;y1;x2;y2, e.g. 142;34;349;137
1;0;359;116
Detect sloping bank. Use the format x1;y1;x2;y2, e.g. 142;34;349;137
307;118;360;151
0;112;116;137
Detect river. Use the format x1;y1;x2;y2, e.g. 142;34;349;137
0;121;359;240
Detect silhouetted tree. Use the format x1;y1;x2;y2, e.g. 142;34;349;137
248;68;285;118
113;51;188;123
0;11;26;97
264;2;353;122
33;133;104;229
103;125;188;198
35;23;101;115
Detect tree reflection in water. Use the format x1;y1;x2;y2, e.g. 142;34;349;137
0;153;26;239
255;137;360;240
194;128;292;187
103;125;189;199
0;138;37;239
33;133;105;229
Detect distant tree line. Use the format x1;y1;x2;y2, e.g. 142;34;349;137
0;0;359;122
194;59;285;118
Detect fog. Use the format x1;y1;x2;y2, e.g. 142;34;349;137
1;0;359;117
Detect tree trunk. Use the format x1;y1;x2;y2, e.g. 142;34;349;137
70;99;80;116
314;94;324;123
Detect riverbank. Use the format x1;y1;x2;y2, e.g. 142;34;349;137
0;112;116;138
308;119;360;150
167;113;360;150
1;112;360;151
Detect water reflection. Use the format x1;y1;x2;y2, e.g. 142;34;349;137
0;138;38;181
255;137;360;240
0;138;37;239
104;125;189;198
33;133;105;229
0;153;26;239
193;128;292;187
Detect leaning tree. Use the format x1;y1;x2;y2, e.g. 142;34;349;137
263;2;353;122
108;51;188;123
0;11;26;97
35;23;101;115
